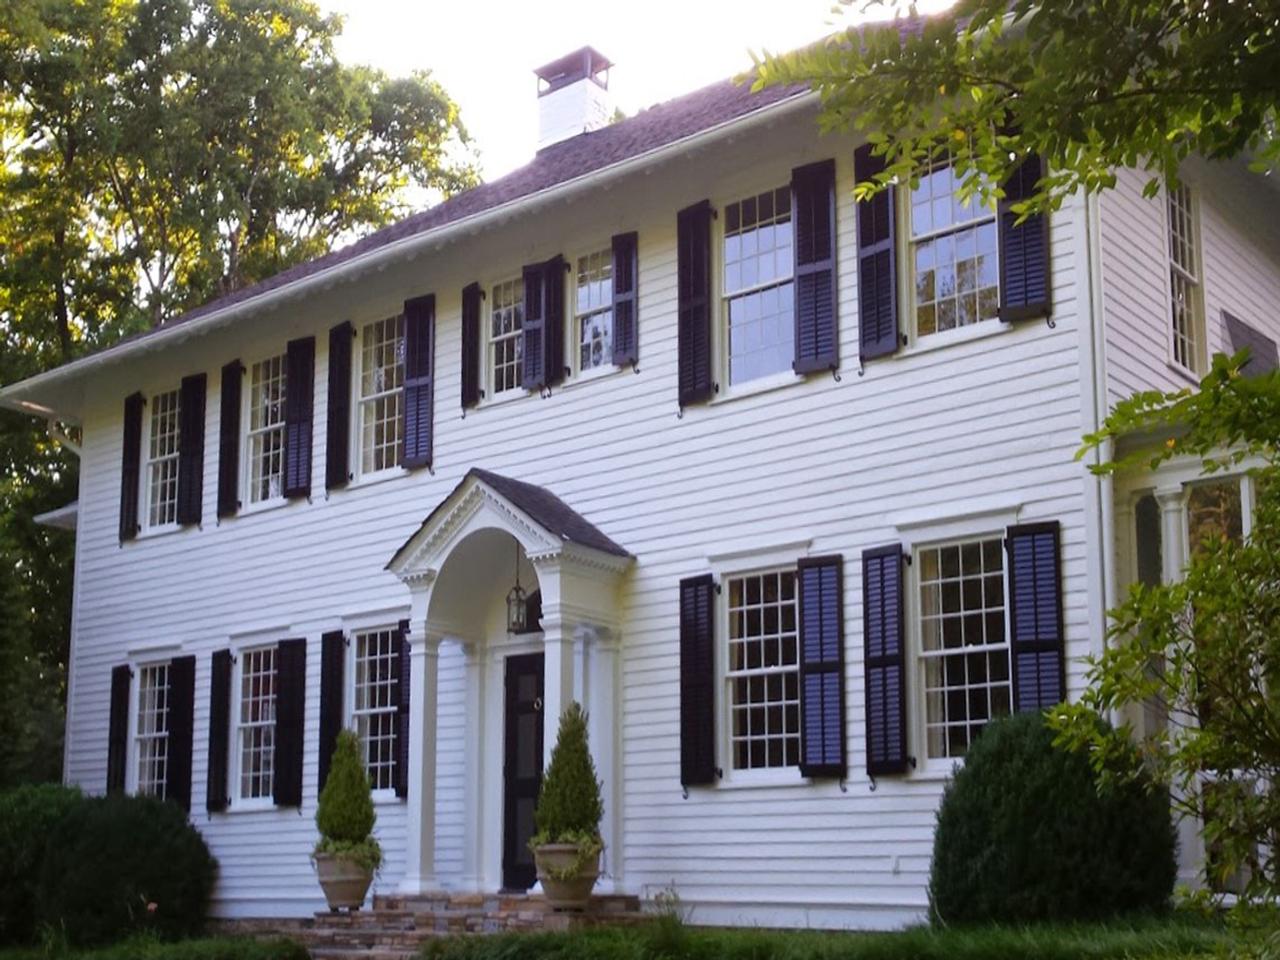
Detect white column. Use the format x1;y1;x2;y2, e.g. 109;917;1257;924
459;640;486;892
541;608;576;766
399;625;442;894
578;624;621;892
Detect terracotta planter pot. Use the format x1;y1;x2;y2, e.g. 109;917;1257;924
533;842;601;911
314;852;374;911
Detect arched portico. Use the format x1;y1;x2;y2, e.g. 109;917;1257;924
386;469;631;894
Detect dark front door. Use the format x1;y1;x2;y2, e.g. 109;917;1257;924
502;652;544;891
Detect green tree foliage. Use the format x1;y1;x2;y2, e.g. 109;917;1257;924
0;0;476;786
315;729;381;870
929;712;1176;926
753;0;1279;216
1053;353;1280;907
0;783;83;945
533;702;603;846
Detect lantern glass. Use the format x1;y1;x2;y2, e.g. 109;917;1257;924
507;583;528;633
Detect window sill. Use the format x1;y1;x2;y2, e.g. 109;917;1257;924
135;523;185;541
710;370;804;406
234;496;294;520
222;798;279;814
1166;360;1203;387
716;768;812;790
343;467;409;493
899;318;1012;358
373;791;404;807
908;762;961;784
477;386;530;411
561;363;624;390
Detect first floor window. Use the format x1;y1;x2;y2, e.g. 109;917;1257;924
135;662;171;797
575;249;614;371
353;628;398;790
723;186;794;386
145;389;181;528
246;355;286;504
917;537;1010;760
490;278;524;395
238;646;277;800
358;315;405;474
726;568;800;770
1167;182;1204;375
909;156;999;337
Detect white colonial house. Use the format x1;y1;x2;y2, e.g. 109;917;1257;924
3;45;1278;930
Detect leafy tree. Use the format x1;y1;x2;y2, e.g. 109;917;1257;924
1051;353;1280;908
753;0;1279;215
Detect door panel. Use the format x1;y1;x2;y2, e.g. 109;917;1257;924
503;652;544;891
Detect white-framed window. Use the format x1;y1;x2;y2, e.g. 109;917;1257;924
574;249;614;373
489;278;524;396
357;315;405;475
721;186;795;386
1167;182;1205;375
351;627;398;792
915;536;1011;762
236;645;277;801
906;156;1000;338
245;355;287;504
724;567;801;771
144;389;181;528
134;662;171;798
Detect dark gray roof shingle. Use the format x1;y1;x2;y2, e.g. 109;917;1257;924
468;468;630;557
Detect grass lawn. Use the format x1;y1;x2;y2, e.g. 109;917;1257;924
422;916;1237;960
0;938;306;960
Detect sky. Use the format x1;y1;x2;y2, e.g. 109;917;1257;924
319;0;951;181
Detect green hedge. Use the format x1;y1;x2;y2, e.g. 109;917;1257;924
0;784;84;945
0;936;307;960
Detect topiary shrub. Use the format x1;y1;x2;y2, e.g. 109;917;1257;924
35;792;217;946
0;783;83;945
929;711;1177;926
530;702;603;865
314;729;381;871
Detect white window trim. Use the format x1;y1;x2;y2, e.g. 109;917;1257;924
1164;181;1207;380
567;243;619;382
712;181;804;400
350;316;409;484
240;351;289;514
140;387;182;534
125;658;173;798
228;640;280;811
346;624;401;800
482;275;529;406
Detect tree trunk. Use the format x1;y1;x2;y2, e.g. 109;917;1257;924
52;227;72;360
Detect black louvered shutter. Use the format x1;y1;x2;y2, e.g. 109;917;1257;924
326;322;353;490
611;232;639;367
854;145;899;361
998;154;1051;322
318;630;345;793
461;282;483;409
798;556;845;778
119;393;144;542
863;545;908;775
792;159;839;374
217;361;243;519
274;638;306;807
206;649;232;812
393;619;411;799
402;295;435;469
107;664;131;793
543;256;566;388
679;574;716;786
522;263;545;390
283;337;314;499
677;200;714;408
176;374;206;526
1006;521;1065;711
166;655;196;811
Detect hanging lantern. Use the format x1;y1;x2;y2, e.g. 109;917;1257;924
506;542;527;634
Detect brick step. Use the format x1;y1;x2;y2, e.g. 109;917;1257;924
308;947;418;960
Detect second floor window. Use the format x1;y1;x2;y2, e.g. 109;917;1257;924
135;662;170;798
575;249;613;372
1167;183;1205;375
353;628;398;791
723;186;794;386
246;355;286;504
237;646;277;800
490;278;524;396
145;389;181;528
726;568;800;770
359;316;405;474
909;157;999;337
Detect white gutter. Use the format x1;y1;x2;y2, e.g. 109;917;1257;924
0;89;817;416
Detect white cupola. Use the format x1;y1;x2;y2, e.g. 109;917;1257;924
535;47;613;151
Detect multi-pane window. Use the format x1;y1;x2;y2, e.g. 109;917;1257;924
359;316;405;474
726;569;800;770
910;158;999;336
135;663;170;798
246;355;286;504
353;628;398;791
918;537;1011;760
723;186;794;385
490;279;524;395
1168;183;1204;374
575;250;613;372
146;389;181;527
238;646;277;800
1187;479;1244;552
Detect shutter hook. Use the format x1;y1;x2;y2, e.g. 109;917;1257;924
857;356;866;377
830;366;843;383
838;778;848;794
1045;316;1056;329
868;774;877;792
681;785;689;800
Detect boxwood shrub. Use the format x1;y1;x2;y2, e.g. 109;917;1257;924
928;711;1177;925
0;783;84;945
